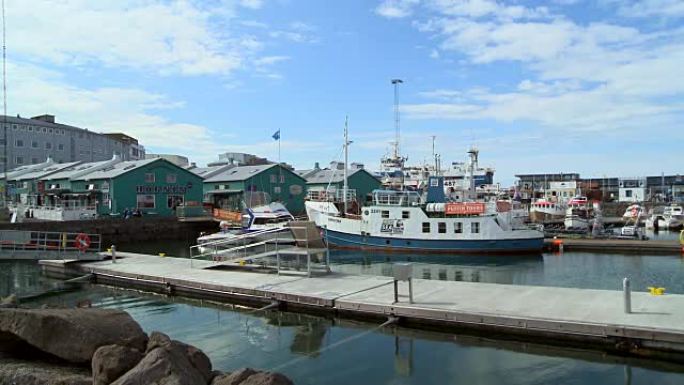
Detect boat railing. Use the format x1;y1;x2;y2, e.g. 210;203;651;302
372;190;422;207
307;189;357;202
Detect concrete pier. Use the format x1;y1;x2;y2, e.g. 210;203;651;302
40;253;684;362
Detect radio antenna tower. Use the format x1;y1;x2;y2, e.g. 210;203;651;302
391;79;403;159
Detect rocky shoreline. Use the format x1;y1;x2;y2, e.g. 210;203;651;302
0;306;294;385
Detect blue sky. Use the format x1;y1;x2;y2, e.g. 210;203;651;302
7;0;684;185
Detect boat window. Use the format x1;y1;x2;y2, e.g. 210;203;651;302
438;222;446;234
381;210;389;218
422;222;430;233
471;222;480;234
402;210;409;219
454;222;463;233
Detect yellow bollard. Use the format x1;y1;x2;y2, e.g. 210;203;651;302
648;287;657;295
655;287;666;295
159;252;166;257
239;260;246;266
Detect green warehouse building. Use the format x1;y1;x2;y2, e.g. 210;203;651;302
203;164;308;216
70;158;204;217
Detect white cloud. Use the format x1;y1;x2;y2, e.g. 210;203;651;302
9;62;221;163
619;0;684;18
240;0;264;10
377;0;684;144
376;0;420;19
7;0;261;76
427;0;550;20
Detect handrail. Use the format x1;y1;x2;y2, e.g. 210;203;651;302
0;230;102;253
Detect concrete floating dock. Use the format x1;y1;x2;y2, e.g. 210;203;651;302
40;253;684;362
544;238;683;254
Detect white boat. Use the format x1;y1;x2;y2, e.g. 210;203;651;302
306;186;543;253
564;206;592;231
622;204;645;222
197;202;294;252
529;199;566;222
645;204;684;229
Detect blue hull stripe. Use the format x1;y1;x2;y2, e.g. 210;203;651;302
322;229;543;253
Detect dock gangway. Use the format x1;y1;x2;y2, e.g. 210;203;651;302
189;222;329;276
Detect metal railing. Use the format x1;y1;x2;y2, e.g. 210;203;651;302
189;224;329;276
0;230;102;253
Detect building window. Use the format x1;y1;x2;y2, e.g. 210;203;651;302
45;142;52;149
438;222;446;233
167;195;184;209
274;186;281;194
626;190;633;198
15;139;23;148
454;222;463;233
471;222;480;234
402;210;410;219
381;210;390;218
28;126;33;132
15;156;23;164
270;174;277;183
58;144;64;151
0;139;5;145
136;194;155;209
144;173;155;183
12;124;17;130
166;173;177;183
31;141;39;148
422;222;430;233
31;158;38;164
280;174;285;183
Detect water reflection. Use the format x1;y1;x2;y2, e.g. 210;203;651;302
5;265;684;385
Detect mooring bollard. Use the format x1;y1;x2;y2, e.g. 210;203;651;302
111;245;117;264
623;277;631;314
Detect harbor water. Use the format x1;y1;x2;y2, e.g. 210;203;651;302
3;235;684;384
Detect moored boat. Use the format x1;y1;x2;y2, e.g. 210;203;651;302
306;178;543;254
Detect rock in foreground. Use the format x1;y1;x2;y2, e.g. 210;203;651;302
0;308;148;364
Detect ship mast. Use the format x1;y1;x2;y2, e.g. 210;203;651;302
343;116;349;216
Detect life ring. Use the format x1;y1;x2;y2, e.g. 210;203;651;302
74;233;91;252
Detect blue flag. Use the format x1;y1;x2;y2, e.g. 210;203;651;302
272;130;280;141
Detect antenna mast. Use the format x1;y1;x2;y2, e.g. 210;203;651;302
391;79;403;159
2;0;7;213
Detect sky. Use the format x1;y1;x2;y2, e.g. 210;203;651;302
5;0;684;185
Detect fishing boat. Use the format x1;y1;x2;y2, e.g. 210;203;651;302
306;184;543;253
529;199;566;222
564;206;592;231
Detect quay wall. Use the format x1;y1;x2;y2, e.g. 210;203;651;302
0;218;216;246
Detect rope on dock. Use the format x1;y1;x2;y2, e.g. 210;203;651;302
271;316;399;371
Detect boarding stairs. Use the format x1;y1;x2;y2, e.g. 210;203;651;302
189;221;329;276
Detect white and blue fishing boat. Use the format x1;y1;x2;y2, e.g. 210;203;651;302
305;176;544;254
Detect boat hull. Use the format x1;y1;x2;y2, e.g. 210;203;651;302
321;228;544;254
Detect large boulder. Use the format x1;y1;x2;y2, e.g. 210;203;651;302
211;368;258;385
0;308;148;365
211;369;293;385
92;344;143;385
240;372;294;385
111;335;212;385
0;357;92;385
